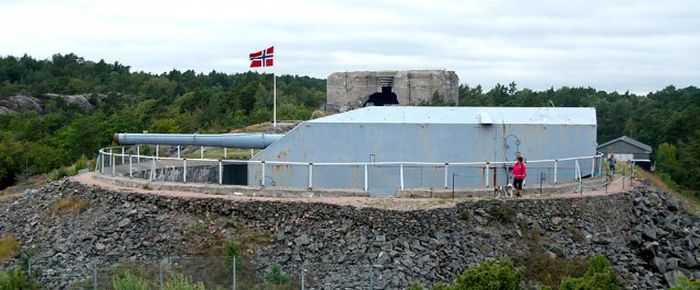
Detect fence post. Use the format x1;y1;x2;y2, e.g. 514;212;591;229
177;145;181;159
159;259;164;290
444;163;449;189
554;159;558;184
100;151;104;174
93;260;97;290
364;164;368;192
485;162;490;188
219;160;223;185
301;261;306;290
598;156;603;177
591;156;595;177
200;146;204;159
183;158;187;183
121;146;125;164
156;145;159;159
224;147;228;159
232;257;236;290
399;163;404;190
111;153;115;176
261;161;266;187
137;145;140;163
129;154;133;178
308;163;313;190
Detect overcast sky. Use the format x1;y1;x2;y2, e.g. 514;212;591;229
1;0;698;93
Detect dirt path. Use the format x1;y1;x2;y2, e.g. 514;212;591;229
70;173;633;211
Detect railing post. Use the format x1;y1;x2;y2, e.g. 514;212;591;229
129;154;133;178
364;164;368;192
219;160;223;185
111;153;115;176
155;145;159;159
224;147;228;159
183;158;187;183
121;146;124;164
136;145;140;163
554;159;558;184
591;156;595;177
200;146;204;159
598;155;603;177
308;163;313;190
151;157;156;181
444;163;449;189
177;145;181;159
261;161;266;187
399;163;404;190
100;151;104;174
485;161;490;188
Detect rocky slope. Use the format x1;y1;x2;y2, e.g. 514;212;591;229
1;180;699;289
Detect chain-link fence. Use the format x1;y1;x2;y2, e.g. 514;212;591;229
9;254;316;290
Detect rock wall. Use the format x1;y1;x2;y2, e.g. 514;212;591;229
1;180;698;289
326;70;459;112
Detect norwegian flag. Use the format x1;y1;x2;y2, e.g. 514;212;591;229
249;46;274;68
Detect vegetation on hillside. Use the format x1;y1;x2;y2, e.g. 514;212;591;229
1;54;699;196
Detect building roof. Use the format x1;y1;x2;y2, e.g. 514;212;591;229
309;106;597;125
597;136;652;153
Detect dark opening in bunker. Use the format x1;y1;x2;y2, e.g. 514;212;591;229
363;86;399;107
223;164;248;185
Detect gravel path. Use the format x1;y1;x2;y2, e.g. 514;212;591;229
71;172;631;211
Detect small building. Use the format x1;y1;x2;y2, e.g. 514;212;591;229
597;136;652;165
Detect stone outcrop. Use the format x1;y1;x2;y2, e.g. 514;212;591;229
0;93;104;115
326;70;459;112
1;180;699;289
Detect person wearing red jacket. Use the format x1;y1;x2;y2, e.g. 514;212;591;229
512;156;526;197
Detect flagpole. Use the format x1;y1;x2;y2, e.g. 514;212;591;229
273;72;277;127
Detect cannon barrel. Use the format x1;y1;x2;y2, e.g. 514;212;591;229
113;133;284;149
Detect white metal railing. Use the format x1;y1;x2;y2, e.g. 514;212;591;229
96;145;605;193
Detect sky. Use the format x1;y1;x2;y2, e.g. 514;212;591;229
1;0;699;93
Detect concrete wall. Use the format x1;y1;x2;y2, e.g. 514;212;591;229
326;70;459;112
249;122;597;196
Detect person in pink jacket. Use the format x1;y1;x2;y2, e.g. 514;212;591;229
512;156;526;197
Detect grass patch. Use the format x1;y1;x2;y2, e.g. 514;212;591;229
521;248;587;289
142;184;152;190
0;234;21;263
53;197;90;215
486;203;516;224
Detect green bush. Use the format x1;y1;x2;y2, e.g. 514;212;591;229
670;275;700;290
266;264;289;285
460;211;471;222
112;271;150;290
0;267;31;290
408;282;425;290
487;204;516;224
163;273;206;290
559;254;622;290
436;259;522;290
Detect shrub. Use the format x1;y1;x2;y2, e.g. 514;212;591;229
50;166;71;181
112;271;150;290
0;267;30;290
408;283;424;290
460;210;471;221
0;234;20;263
266;264;289;285
521;248;586;289
163;273;206;290
559;254;622;290
437;259;522;290
487;204;516;224
54;197;90;215
670;275;700;290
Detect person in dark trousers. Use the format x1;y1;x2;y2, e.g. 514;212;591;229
512;156;526;197
608;153;616;175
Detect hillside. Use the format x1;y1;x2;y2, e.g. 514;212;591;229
1;179;698;289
